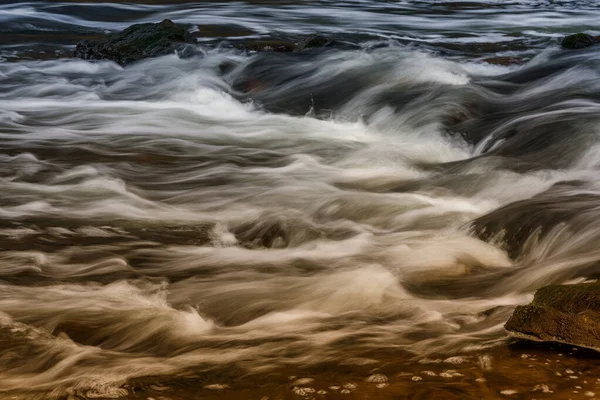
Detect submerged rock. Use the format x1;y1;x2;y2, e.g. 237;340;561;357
235;39;296;53
294;33;331;52
75;19;195;66
561;33;600;50
470;182;599;259
482;56;523;66
236;33;335;53
505;282;600;351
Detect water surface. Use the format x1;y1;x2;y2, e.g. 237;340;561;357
1;1;600;399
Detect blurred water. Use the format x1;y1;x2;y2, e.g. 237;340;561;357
1;1;600;399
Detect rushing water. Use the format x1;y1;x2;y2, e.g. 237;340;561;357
2;1;600;399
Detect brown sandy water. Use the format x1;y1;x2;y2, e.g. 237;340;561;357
5;343;600;399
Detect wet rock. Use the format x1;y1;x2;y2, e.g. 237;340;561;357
292;387;316;396
505;282;600;351
235;39;296;53
444;356;469;364
291;378;315;386
470;182;600;259
203;384;230;390
561;33;600;50
75;19;195;66
229;33;352;54
365;374;388;383
439;370;464;378
532;384;553;393
482;56;523;66
294;33;331;52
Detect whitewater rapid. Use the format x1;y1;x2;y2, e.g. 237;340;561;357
2;1;600;397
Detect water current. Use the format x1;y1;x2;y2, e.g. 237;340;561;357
1;1;600;399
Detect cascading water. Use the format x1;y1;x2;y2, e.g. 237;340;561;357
1;1;600;399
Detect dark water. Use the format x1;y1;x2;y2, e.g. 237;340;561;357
1;1;600;399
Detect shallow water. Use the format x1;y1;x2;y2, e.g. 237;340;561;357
1;1;600;399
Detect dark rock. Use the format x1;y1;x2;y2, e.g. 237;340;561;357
294;33;331;52
232;34;332;54
222;33;357;54
505;282;600;352
235;40;296;53
482;56;524;66
561;33;600;50
470;181;598;259
75;19;195;66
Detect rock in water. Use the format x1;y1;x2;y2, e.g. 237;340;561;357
561;33;600;50
294;33;331;52
235;40;296;53
505;282;600;351
75;19;194;66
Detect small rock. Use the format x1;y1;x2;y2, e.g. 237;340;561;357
365;374;388;383
444;356;468;364
329;386;340;390
501;390;518;396
411;376;423;382
376;383;389;389
292;378;315;386
292;387;316;396
204;384;229;390
340;389;351;394
532;384;553;393
562;33;600;50
317;390;327;395
343;383;357;390
585;392;596;397
439;370;464;378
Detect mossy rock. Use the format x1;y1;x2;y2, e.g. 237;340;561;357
561;33;600;50
75;19;195;66
505;282;600;352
